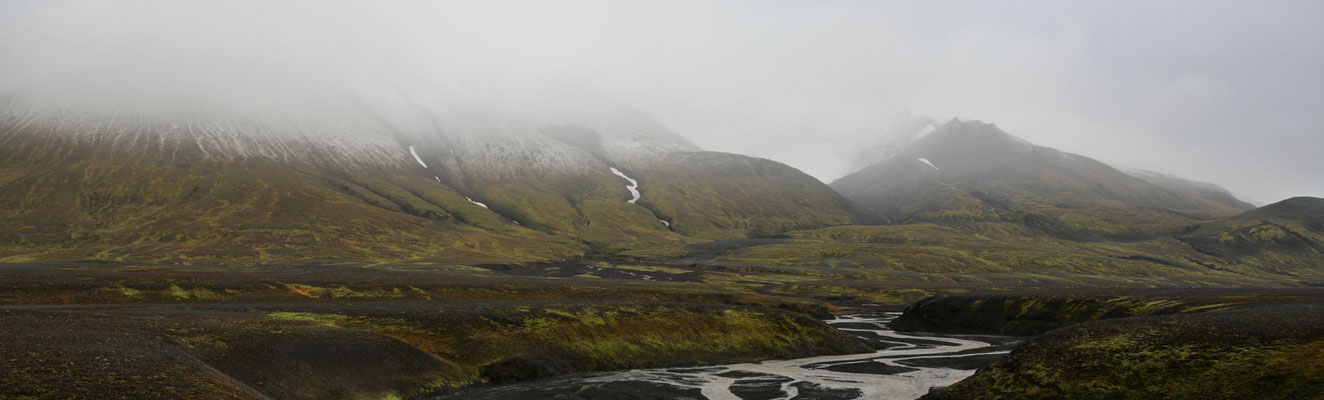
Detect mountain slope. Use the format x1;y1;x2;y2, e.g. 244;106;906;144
0;92;860;262
1123;168;1256;210
622;151;863;240
1181;197;1324;275
0;126;585;263
831;119;1253;240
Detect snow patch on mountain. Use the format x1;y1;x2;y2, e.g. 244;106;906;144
609;167;641;204
409;146;429;168
465;197;489;209
917;158;939;171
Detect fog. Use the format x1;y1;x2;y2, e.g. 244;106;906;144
1;1;1320;202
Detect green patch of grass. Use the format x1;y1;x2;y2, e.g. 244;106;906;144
104;285;143;298
164;284;192;300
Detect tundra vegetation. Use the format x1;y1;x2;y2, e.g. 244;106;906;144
2;117;1322;398
918;298;1324;399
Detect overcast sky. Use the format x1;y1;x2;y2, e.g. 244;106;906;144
1;1;1320;202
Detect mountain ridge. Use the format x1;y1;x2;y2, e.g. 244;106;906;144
0;94;862;263
831;119;1254;240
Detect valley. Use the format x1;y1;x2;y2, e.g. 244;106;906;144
2;104;1320;400
3;2;1321;398
1;248;1320;399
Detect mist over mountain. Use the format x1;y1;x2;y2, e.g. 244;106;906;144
0;84;864;262
1121;168;1258;209
844;114;939;175
1;4;1323;400
1;1;1321;203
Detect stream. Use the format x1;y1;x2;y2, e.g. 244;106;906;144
425;312;1021;400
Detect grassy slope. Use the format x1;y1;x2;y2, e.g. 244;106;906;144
890;290;1323;335
0;133;586;264
1182;196;1324;276
458;167;691;253
925;301;1324;400
624;222;1318;289
626;151;863;240
0;123;864;262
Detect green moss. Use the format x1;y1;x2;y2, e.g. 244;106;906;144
267;311;350;327
597;263;692;274
776;285;938;305
164;284;192;300
104;285;143;298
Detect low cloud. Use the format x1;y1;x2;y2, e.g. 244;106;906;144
0;0;1319;202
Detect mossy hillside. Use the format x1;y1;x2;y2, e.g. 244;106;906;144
623;223;1310;287
264;302;868;385
831;120;1250;241
0;125;867;263
613;220;1322;311
890;292;1264;335
848;175;1209;240
573;198;697;254
461;170;604;236
1181;196;1324;275
925;302;1324;400
418;150;856;252
626;151;863;240
0;130;586;264
905;191;1206;240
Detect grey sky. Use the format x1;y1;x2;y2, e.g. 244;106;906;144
1;1;1320;202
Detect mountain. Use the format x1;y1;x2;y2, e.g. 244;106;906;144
0;91;860;263
1122;168;1256;209
844;115;939;174
1181;197;1324;274
831;119;1255;240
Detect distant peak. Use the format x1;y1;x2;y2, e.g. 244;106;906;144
938;117;1000;132
1268;196;1324;210
920;118;1033;149
844;113;939;173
